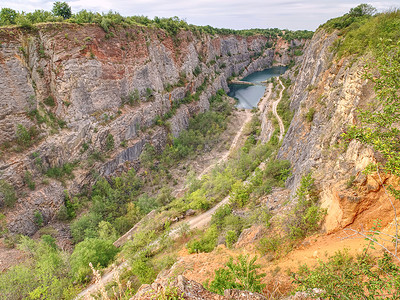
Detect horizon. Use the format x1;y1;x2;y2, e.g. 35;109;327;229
0;1;399;31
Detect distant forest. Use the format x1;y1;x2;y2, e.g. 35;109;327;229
0;1;314;40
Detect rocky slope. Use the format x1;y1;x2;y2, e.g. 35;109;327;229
269;28;399;233
0;23;305;236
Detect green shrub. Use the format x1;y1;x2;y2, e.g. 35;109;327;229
230;181;250;208
211;205;232;229
286;173;326;240
258;235;281;255
24;171;35;190
70;238;118;282
206;255;266;295
304;107;316;122
70;213;102;243
187;226;218;254
44;96;55;107
225;230;238;248
45;162;76;181
293;250;400;299
16;124;39;149
193;65;201;77
0;8;17;25
128;89;140;106
33;211;43;227
0;180;17;207
130;255;157;285
137;194;159;214
105;133;114;151
0;236;74;299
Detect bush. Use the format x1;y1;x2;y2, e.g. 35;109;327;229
230;181;250;208
193;65;201;77
130;255;157;285
70;238;118;282
105;133;114;151
258;235;282;255
186;226;218;253
211;205;232;229
16;124;39;149
33;211;44;227
206;255;266;295
44;96;55;107
0;236;74;299
225;230;238;248
0;8;17;25
304;107;316;122
70;213;102;243
286;173;326;240
24;171;35;190
45;162;76;181
0;180;17;207
293;250;400;299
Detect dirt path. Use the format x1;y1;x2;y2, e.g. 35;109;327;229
273;79;285;141
197;110;252;179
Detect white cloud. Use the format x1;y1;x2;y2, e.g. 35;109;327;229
0;0;399;30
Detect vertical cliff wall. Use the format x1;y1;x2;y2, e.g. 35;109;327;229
270;28;398;233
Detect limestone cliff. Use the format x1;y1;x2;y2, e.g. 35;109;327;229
0;23;305;235
269;28;398;233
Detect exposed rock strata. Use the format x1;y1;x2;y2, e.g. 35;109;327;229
260;29;398;233
0;24;304;235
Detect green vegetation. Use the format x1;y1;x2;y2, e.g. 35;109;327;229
142;89;231;168
44;96;56;107
286;173;325;240
33;210;44;227
70;238;118;282
24;171;36;190
0;6;312;42
321;3;376;32
257;173;325;258
15;124;40;150
105;133;114;151
293;250;400;299
186;225;218;253
304;107;315;122
52;2;72;20
0;236;77;299
70;169;143;242
206;255;266;295
277;77;294;132
322;5;400;58
0;180;17;207
45;162;76;181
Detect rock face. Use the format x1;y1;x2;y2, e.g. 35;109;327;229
0;24;305;235
261;28;399;233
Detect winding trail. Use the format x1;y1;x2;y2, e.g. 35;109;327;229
273;78;285;141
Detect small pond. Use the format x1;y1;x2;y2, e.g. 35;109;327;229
228;66;287;109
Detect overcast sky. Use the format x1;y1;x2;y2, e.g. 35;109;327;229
1;1;399;30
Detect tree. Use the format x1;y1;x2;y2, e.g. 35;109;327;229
0;8;17;25
52;1;71;19
70;238;118;282
349;4;377;17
